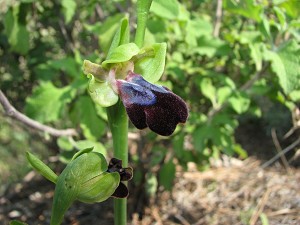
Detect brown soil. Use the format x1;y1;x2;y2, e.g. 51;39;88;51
1;157;299;225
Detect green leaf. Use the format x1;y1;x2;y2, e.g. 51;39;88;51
107;17;130;58
102;43;140;68
87;74;119;107
274;6;286;29
200;78;217;107
10;220;28;225
263;40;300;94
224;0;263;22
57;137;73;151
217;86;232;105
145;173;158;196
249;43;263;71
135;43;167;82
279;0;300;19
228;92;250;114
48;57;80;78
25;82;76;123
4;6;29;54
185;18;213;47
26;152;58;184
61;0;76;23
159;159;176;191
259;213;270;225
150;0;179;19
70;96;106;141
193;36;229;57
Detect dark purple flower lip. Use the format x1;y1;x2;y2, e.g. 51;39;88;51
116;71;188;136
107;158;132;198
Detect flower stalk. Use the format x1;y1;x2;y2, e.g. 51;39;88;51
107;1;153;224
107;101;128;225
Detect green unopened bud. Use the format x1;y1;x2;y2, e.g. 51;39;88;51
50;151;120;225
26;151;58;184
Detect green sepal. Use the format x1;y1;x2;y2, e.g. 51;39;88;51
71;147;94;160
102;43;140;69
26;151;58;184
82;60;106;81
107;17;130;58
87;74;119;107
51;152;120;225
135;43;167;83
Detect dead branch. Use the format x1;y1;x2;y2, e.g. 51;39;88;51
0;89;78;137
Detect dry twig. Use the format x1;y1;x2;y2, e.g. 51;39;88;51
0;89;77;137
271;128;290;172
213;0;223;37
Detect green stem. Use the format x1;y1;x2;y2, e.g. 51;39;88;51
134;0;153;48
107;1;152;224
107;100;128;225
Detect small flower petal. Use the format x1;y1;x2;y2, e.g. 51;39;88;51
117;72;188;136
145;91;188;136
116;80;156;106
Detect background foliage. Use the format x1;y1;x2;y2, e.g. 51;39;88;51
1;0;300;195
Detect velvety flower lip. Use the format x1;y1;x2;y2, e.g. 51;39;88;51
116;71;188;136
107;158;133;198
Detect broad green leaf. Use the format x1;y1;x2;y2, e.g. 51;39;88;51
25;82;76;123
57;137;73;151
4;6;29;54
10;220;28;225
224;0;263;22
258;16;272;42
159;159;175;191
279;0;300;19
193;36;229;57
274;6;286;29
107;17;130;58
26;152;58;184
145;173;158;196
48;57;80;78
289;90;300;102
217;86;232;105
61;0;76;23
102;43;140;68
185;19;213;47
249;43;263;71
150;0;179;19
70;96;106;141
200;78;217;107
263;40;300;94
228;92;250;114
87;74;119;107
135;43;167;82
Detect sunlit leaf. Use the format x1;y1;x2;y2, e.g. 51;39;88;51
25;82;76;123
70;96;106;141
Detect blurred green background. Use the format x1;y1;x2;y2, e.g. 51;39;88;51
0;0;299;198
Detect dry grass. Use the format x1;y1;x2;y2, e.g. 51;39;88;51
133;157;300;225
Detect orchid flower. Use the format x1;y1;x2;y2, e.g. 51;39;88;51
112;70;188;136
